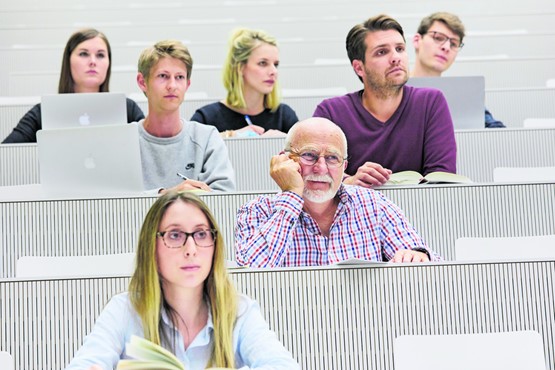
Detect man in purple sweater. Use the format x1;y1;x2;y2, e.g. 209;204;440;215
313;14;457;187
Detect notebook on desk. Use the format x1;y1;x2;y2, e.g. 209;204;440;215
41;92;127;130
37;124;144;196
407;76;485;130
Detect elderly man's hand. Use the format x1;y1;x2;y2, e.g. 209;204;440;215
343;161;392;188
390;249;430;263
270;152;304;196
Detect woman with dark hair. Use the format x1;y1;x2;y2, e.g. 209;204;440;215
2;28;144;143
66;191;299;370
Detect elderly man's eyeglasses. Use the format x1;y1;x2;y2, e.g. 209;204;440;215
426;31;464;51
286;149;346;168
157;229;217;248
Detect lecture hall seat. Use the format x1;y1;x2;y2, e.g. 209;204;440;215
493;166;555;182
394;331;547;370
16;253;135;278
455;235;555;261
523;118;555;128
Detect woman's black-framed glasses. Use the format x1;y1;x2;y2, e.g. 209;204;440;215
157;229;217;248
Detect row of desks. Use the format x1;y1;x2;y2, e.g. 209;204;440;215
1;261;554;370
2;128;555;190
2;87;554;139
1;182;554;278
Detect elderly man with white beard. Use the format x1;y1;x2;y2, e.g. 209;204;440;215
234;117;440;267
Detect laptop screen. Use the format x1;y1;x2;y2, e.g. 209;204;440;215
41;92;127;130
37;123;144;196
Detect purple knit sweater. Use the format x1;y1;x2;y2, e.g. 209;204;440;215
313;86;456;176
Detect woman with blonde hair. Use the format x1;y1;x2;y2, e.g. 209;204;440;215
2;28;144;143
66;191;299;369
191;28;298;138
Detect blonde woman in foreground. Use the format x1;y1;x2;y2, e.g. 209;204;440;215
66;191;299;370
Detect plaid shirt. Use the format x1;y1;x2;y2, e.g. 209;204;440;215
235;184;439;267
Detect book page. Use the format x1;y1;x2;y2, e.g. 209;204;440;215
335;258;388;266
423;171;472;184
384;171;424;185
117;360;183;370
117;336;185;370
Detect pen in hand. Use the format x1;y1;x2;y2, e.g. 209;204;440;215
176;172;211;192
241;115;264;138
244;115;254;126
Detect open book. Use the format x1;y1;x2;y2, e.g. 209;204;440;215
117;336;184;370
384;171;472;185
117;336;231;370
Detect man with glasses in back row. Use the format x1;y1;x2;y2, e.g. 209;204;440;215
313;14;457;188
234;117;441;267
411;12;505;128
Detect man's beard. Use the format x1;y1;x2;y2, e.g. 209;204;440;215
303;174;337;203
365;66;407;99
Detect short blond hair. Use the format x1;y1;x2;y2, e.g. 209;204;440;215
138;40;193;81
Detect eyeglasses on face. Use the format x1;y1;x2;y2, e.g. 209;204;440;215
426;31;464;51
285;149;346;168
156;229;217;248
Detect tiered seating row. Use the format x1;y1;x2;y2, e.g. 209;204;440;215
1;87;553;139
2;2;555;96
2;129;555;189
2;0;555;25
2;28;555;76
0;89;345;144
3;31;555;78
4;56;555;97
1;262;554;370
1;184;554;278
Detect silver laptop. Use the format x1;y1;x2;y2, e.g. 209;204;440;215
37;124;144;196
41;92;127;130
407;76;485;130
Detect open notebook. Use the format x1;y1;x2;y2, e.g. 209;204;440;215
407;76;485;130
41;92;127;129
37;124;144;196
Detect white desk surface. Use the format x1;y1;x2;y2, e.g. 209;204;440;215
0;183;150;202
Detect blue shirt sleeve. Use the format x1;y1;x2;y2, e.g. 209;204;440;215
65;293;138;370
